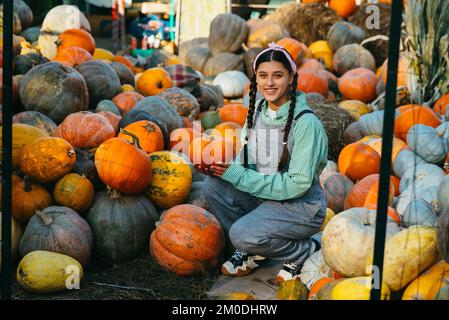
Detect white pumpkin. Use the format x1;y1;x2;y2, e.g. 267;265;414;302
403;199;438;228
319;160;338;186
366;225;439;291
0;216;22;270
212;70;249;99
38;5;91;59
393;149;426;178
300;249;333;289
407;124;446;163
321;207;400;278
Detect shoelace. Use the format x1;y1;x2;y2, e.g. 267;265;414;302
283;262;299;271
230;251;246;262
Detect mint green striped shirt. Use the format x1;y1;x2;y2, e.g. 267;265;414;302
220;93;328;200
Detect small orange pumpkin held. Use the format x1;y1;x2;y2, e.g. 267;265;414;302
94;131;152;195
118;120;164;154
136;67;173;96
149;204;226;275
189;135;235;168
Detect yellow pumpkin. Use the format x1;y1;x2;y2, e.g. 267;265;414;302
366;226;439;292
16;250;84;293
145;151;193;209
0;123;49;169
277;278;309;300
0;215;22;270
54;173;95;213
321;208;335;231
427;271;449;300
331;277;390;300
93;48;114;61
121;84;135;92
308;41;333;70
402;260;449;300
338;100;371;120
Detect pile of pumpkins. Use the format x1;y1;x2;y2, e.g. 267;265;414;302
0;4;250;294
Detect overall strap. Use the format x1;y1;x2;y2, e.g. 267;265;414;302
244;99;266;169
294;109;315;121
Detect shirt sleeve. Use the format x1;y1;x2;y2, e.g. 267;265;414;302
220;115;328;201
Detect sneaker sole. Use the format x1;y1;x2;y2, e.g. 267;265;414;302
221;266;254;277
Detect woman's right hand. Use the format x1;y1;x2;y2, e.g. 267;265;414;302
194;164;211;175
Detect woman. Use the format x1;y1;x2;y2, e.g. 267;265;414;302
199;43;329;283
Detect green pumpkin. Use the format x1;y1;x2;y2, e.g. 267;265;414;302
95;100;121;116
200;111;221;130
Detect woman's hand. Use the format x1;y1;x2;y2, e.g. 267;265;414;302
209;163;230;177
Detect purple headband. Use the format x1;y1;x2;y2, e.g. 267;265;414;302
252;42;297;76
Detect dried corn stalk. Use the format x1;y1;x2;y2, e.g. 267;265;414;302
402;0;449;105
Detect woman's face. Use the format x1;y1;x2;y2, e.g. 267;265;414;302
256;61;293;107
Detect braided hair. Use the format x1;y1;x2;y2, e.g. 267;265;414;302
244;49;298;171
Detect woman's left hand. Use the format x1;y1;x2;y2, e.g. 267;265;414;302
209;163;230;177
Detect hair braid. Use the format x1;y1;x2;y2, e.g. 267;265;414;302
277;73;298;171
246;74;258;132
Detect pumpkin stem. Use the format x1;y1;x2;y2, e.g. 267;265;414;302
120;128;142;149
36;210;54;226
68;148;75;158
144;124;155;133
23;176;32;192
107;186;122;199
54;39;62;47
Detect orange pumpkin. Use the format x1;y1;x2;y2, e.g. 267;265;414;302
54;173;95;213
12;177;53;223
358;135;407;164
20;137;77;183
53;47;93;68
380;57;409;88
94;132;152;195
390;175;401;196
308;277;335;300
112;91;144;114
338;143;381;182
276;38;308;66
137;67;173;96
169;127;199;154
394;105;441;141
112;55;134;71
118;121;164;154
362;179;395;208
209;122;243;154
149;204;226;275
189;135;235;168
433;94;449;117
297;71;328;97
218;104;248;127
54;112;115;150
56;29;96;55
328;0;356;18
96;111;122;134
338;68;378;103
298;58;325;73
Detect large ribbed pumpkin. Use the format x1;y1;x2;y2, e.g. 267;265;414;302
76;60;122;108
19;62;89;123
54;111;115;150
118;121;164;154
327;21;365;53
322;207;400;277
19;207;93;267
111;62;135;86
208;14;249;56
150;204;226;275
86;191;159;262
338;142;381;182
54;173;95;213
0;123;49;169
145;151;193;209
94;133;152;195
297;71;329;97
365;226;439;291
20;137;76;184
38;5;91;59
11;177;53;224
332;44;375;76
